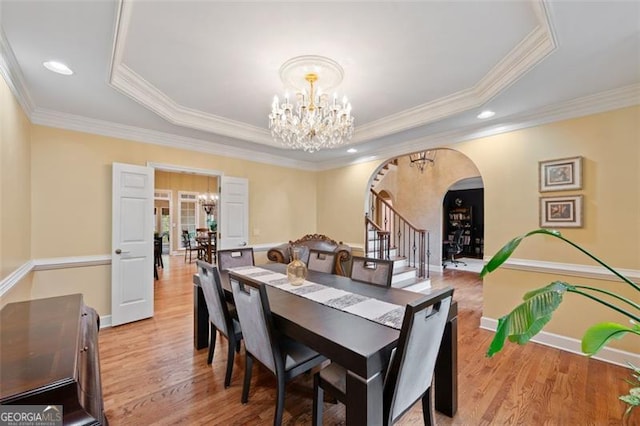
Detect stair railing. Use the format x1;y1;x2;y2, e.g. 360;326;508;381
367;188;429;278
364;214;390;260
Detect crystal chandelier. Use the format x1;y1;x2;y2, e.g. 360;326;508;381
409;150;437;173
198;177;218;215
269;56;354;153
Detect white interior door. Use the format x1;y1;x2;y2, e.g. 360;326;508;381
111;162;154;326
219;176;249;250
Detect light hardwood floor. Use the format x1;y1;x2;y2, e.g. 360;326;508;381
99;255;634;425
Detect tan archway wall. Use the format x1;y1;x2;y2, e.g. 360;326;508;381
374;149;481;268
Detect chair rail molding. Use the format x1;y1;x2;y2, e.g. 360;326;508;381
493;257;640;281
0;255;113;298
0;261;35;297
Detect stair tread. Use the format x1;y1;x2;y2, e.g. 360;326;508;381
392;277;430;289
393;265;416;274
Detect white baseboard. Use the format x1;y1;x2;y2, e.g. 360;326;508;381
480;316;640;368
100;314;112;329
429;263;444;274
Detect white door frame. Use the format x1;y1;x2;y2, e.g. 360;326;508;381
177;190;201;251
147;162;224;253
154;189;172;253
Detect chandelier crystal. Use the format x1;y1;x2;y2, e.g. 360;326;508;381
268;56;354;153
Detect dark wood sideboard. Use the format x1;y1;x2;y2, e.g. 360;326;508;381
0;294;108;425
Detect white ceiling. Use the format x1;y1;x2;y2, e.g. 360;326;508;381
1;1;639;170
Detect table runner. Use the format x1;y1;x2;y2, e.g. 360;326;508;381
228;266;405;329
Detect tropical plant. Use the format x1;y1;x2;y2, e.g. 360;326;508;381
620;363;640;418
480;228;640;418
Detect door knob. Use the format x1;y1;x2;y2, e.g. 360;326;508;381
115;249;122;254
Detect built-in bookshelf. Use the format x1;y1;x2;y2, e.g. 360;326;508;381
447;207;473;255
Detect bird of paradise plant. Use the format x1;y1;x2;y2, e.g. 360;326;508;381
480;228;640;419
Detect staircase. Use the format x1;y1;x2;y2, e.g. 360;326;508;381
370;159;397;188
365;227;432;292
365;188;431;292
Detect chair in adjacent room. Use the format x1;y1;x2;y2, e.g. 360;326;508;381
153;237;163;280
307;249;337;274
196;260;243;388
230;275;327;426
312;287;454;426
350;256;394;287
217;247;255;271
443;228;467;268
182;230;202;263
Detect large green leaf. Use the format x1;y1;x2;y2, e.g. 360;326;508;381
582;322;640;355
486;285;565;357
523;281;572;300
480;229;561;277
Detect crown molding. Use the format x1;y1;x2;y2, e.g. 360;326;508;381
0;25;35;115
30;108;316;171
349;0;558;144
26;82;639;173
109;0;276;147
315;83;640;171
109;0;556;148
110;64;277;147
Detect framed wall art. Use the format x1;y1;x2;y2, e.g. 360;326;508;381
540;195;583;228
539;156;582;192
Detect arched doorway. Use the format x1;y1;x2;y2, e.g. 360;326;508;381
442;177;485;271
368;148;484;272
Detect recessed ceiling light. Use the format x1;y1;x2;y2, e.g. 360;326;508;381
347;148;358;153
43;60;73;75
477;110;495;119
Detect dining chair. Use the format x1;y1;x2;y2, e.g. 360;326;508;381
312;287;454;426
182;230;202;263
307;249;337;274
230;274;327;426
217;247;255;271
196;260;243;388
350;256;394;287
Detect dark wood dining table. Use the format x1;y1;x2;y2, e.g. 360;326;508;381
193;263;458;424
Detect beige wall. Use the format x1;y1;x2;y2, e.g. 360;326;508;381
317;106;639;353
372;150;481;267
394;149;480;267
0;75;33;308
30;125;317;258
2;63;638;354
0;75;31;283
459;107;640;353
20;125;316;314
316;160;380;245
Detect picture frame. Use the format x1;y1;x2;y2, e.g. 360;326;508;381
540;195;583;228
539;156;582;192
